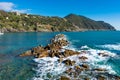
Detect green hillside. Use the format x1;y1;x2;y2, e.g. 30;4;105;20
0;10;116;32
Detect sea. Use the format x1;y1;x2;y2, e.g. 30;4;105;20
0;31;120;80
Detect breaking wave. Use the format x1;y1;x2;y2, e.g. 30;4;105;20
31;45;117;80
97;43;120;51
31;34;119;80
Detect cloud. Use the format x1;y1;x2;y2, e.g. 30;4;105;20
0;2;30;13
0;2;14;11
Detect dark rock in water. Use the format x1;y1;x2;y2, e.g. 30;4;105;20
63;59;76;66
98;53;109;57
60;76;70;80
97;75;106;80
19;34;79;58
94;68;106;72
58;58;63;63
64;49;80;57
79;56;88;60
65;68;73;74
81;64;89;70
74;65;81;70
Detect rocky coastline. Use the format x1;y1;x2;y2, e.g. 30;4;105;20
20;34;120;80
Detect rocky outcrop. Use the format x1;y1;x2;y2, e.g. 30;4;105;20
81;64;89;70
19;50;32;57
94;68;106;72
64;50;80;57
79;56;88;60
63;59;76;66
20;34;81;59
98;53;109;57
19;34;120;80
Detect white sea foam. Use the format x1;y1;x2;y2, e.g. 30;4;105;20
32;45;117;80
32;57;67;80
32;34;118;80
80;45;90;49
95;65;116;74
97;43;120;51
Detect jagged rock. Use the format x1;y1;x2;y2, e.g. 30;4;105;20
19;34;120;79
44;44;51;50
75;65;81;70
97;75;106;80
20;46;44;57
64;50;79;57
60;76;70;80
81;64;89;70
49;48;59;57
19;34;71;58
58;58;63;63
63;59;76;66
98;53;109;57
19;50;32;57
53;34;66;42
94;68;106;72
79;56;88;60
74;66;85;72
32;46;45;54
65;68;73;73
35;50;49;58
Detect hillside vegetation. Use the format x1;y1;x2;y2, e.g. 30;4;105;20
0;10;115;32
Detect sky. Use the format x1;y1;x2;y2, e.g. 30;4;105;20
0;0;120;30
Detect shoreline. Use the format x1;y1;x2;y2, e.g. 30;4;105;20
1;30;118;33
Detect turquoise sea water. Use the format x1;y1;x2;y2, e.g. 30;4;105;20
0;31;120;80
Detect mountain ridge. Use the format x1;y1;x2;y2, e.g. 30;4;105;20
64;13;115;31
0;10;116;32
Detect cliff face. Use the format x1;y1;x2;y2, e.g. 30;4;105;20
0;10;116;32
